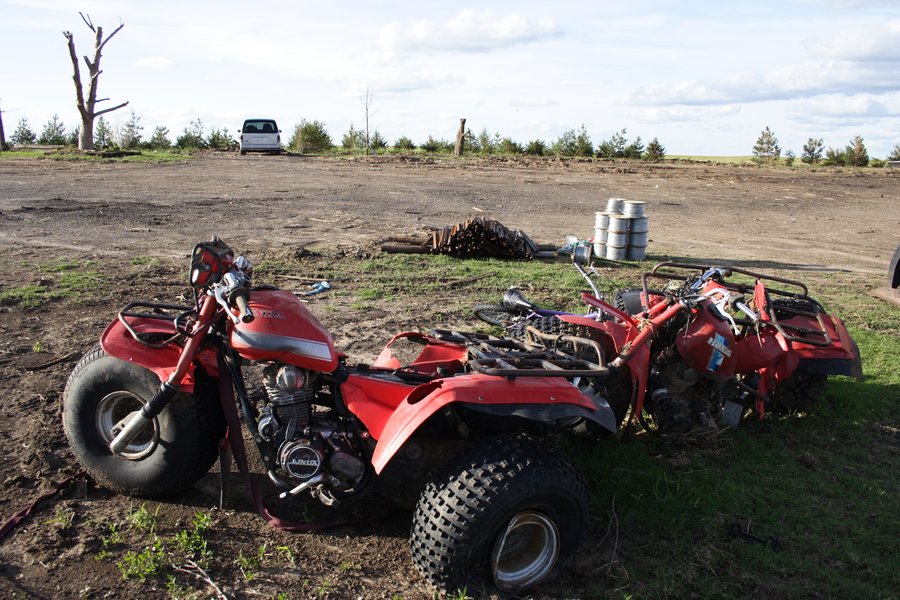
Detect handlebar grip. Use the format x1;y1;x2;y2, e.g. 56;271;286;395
232;290;255;323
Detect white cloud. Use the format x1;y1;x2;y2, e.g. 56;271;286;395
641;104;742;123
510;97;559;108
135;56;172;68
815;20;900;62
380;9;560;54
624;58;898;106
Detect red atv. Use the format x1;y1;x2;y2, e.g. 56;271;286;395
62;239;619;595
491;259;862;433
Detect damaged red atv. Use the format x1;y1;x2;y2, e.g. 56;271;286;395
475;258;862;434
62;239;619;595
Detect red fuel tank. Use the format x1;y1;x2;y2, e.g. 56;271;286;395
677;305;737;379
230;289;338;372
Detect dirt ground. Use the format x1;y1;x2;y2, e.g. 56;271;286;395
0;153;897;599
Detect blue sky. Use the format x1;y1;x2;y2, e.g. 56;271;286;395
3;0;899;156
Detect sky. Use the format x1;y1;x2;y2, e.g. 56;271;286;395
2;0;899;156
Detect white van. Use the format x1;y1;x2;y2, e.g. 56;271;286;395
239;118;282;155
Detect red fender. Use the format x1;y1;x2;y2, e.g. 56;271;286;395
100;318;219;391
364;373;598;474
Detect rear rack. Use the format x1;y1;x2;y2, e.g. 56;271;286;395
118;302;195;348
643;262;832;347
644;262;811;297
429;328;610;379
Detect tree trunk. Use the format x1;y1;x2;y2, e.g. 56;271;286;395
79;120;93;151
0;101;8;151
454;118;466;157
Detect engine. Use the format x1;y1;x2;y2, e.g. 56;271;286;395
255;363;366;505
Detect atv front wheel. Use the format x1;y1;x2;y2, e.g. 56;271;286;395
63;346;224;498
410;436;589;595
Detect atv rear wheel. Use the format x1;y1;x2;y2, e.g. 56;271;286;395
63;346;224;498
768;369;827;413
473;302;516;326
410;436;589;595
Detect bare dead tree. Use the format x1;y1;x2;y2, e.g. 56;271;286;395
63;13;129;151
361;85;376;155
0;99;8;151
454;118;466;157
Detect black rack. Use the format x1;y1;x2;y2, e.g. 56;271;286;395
429;328;610;379
118;301;195;348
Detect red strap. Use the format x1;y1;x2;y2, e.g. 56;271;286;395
0;471;87;541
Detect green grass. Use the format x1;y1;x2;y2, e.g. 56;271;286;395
667;154;757;164
0;260;103;307
0;148;191;162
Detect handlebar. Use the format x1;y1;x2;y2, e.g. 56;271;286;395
212;266;255;324
231;289;255;323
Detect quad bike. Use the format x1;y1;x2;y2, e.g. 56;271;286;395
62;238;622;596
474;257;862;433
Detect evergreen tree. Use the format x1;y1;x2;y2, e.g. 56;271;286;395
118;109;143;149
524;139;546;156
65;125;80;146
801;137;824;164
392;136;415;151
94;116;113;148
752;126;781;163
784;149;796;166
289;119;332;153
38;114;67;145
370;130;387;150
147;125;171;149
573;125;594;157
643;137;666;162
175;119;207;150
844;135;868;167
889;144;900;161
624;136;644;159
823;147;846;166
341;124;365;151
11;118;37;145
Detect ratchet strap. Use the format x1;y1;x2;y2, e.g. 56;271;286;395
216;352;348;532
0;470;87;542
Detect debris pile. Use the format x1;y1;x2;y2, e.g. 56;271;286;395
383;217;549;259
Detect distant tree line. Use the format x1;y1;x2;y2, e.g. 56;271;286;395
288;120;668;161
753;126;899;167
8;111;899;166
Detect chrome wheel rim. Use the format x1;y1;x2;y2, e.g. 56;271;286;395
96;391;159;460
490;510;560;591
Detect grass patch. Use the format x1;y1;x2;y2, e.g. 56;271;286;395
0;260;103;307
0;148;192;163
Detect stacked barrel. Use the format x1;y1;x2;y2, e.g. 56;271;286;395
593;198;649;261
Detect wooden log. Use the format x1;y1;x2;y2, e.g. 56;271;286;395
381;244;431;254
